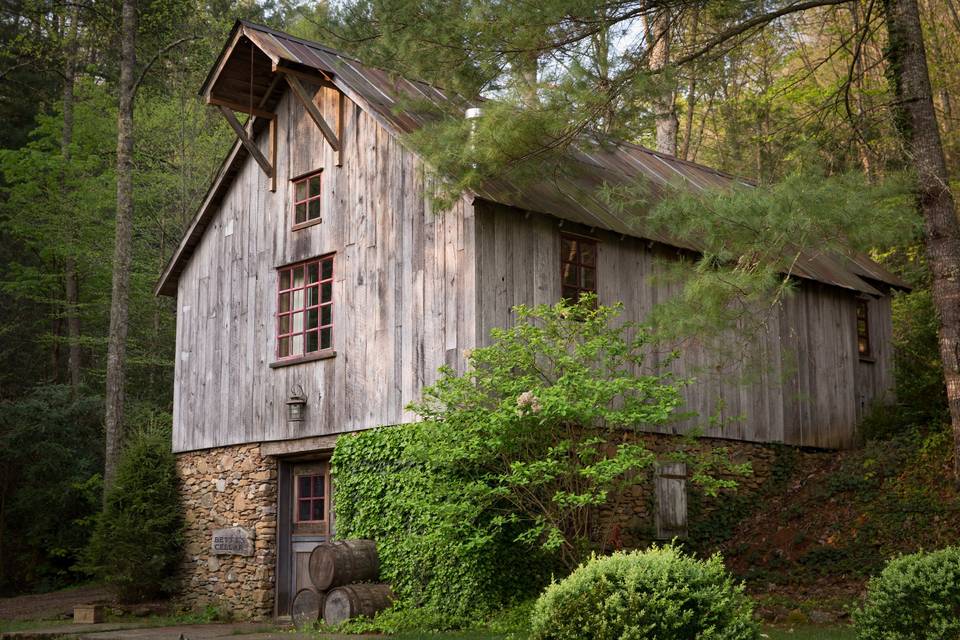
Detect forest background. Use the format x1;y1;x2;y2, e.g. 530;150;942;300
0;0;956;597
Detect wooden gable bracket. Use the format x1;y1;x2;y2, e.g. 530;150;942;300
280;71;344;167
217;105;277;192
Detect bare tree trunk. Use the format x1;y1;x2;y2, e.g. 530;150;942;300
104;0;137;494
649;10;678;156
679;7;700;161
62;8;82;392
680;76;697;161
883;0;960;482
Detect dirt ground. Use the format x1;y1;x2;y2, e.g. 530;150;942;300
0;586;113;622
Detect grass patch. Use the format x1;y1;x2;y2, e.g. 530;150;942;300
761;626;856;640
0;619;67;633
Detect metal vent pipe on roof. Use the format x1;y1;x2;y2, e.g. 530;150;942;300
465;107;482;168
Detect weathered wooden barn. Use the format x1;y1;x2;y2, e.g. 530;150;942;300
157;21;909;620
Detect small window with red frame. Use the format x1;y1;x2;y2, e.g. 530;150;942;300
293;172;322;227
560;234;598;302
277;256;333;359
295;473;326;523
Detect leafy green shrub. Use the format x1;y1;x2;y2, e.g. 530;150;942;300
83;422;182;601
334;298;744;621
530;545;758;640
853;547;960;640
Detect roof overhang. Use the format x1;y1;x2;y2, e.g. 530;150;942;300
157;22;350;297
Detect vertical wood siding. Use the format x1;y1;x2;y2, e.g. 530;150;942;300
173;84;475;452
473;201;895;449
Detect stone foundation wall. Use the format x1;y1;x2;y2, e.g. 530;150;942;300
597;433;830;550
176;444;277;620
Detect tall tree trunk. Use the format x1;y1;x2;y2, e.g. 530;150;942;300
648;10;678;156
680;76;697;161
883;0;960;482
679;7;700;161
62;8;82;392
104;0;137;494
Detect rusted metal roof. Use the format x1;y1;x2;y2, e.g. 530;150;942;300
157;20;910;297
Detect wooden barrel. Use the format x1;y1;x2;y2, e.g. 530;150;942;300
308;539;379;591
291;588;326;630
323;583;394;626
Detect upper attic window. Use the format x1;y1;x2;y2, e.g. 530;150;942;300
293;171;322;228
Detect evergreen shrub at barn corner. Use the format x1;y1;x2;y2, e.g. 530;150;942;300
83;422;183;601
530;545;758;640
332;296;747;623
853;547;960;640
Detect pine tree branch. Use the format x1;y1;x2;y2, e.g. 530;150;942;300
671;0;856;67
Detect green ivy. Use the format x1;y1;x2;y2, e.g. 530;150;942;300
332;423;546;623
687;444;798;551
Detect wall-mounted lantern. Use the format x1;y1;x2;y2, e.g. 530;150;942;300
287;384;307;423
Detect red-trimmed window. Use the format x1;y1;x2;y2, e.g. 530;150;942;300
277;256;333;359
292;171;322;227
856;299;871;357
560;234;598;302
295;473;326;523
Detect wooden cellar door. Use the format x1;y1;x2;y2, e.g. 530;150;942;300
654;462;688;540
276;458;332;618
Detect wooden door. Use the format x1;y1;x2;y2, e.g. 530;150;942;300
654;462;688;540
277;458;333;618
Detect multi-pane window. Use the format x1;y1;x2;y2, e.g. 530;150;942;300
856;299;871;357
295;473;326;523
277;256;333;359
293;172;322;227
560;234;598;302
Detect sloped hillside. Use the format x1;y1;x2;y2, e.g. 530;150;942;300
702;429;959;621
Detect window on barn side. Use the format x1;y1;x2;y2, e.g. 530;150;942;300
277;255;334;360
560;234;598;303
292;171;322;228
856;298;871;358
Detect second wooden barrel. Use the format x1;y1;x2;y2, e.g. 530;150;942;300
323;583;394;626
308;539;379;591
291;588;325;630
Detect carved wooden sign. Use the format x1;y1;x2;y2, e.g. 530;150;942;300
211;527;255;556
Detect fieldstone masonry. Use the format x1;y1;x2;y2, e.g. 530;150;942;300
176;444;277;620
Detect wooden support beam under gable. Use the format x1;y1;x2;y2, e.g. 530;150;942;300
335;90;344;167
206;96;275;120
217;105;275;190
281;71;341;155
